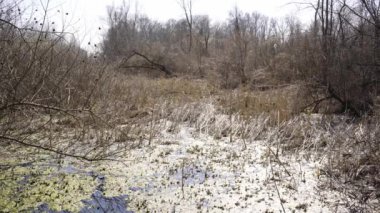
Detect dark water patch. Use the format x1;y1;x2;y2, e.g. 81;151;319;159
31;167;132;213
80;191;131;213
33;203;70;213
34;191;131;213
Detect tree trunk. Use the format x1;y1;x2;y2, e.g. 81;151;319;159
375;19;380;67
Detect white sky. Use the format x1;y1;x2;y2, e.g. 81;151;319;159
26;0;314;49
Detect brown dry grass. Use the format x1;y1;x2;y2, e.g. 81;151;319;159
216;85;297;124
95;74;216;121
94;72;298;128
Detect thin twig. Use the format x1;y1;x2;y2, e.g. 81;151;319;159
0;135;118;162
269;148;292;177
270;155;287;213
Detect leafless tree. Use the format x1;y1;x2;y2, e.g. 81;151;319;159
194;15;210;55
178;0;193;53
229;7;250;84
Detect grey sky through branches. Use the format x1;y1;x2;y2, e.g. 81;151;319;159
25;0;314;49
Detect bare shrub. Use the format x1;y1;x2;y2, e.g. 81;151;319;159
0;0;128;162
268;113;380;209
269;52;298;83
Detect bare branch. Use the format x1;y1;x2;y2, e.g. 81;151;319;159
0;135;116;162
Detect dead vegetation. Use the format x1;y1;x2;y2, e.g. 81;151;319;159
1;0;380;212
269;114;380;212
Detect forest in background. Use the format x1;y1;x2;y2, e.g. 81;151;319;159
102;0;380;116
0;0;379;212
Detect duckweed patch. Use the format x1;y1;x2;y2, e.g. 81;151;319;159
0;163;97;212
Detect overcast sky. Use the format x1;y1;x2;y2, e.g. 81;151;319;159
28;0;314;49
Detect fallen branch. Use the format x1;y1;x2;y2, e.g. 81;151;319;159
327;85;361;116
119;50;173;76
301;96;333;113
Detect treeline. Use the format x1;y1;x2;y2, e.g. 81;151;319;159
102;0;380;116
